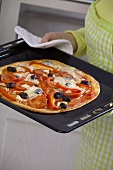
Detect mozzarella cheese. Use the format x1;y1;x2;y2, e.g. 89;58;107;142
54;76;81;89
16;85;42;101
25;74;39;84
16;66;25;72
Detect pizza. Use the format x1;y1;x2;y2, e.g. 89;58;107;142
0;59;100;114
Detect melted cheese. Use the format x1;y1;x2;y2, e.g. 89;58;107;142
57;101;68;107
16;85;40;101
54;76;80;89
25;86;38;98
16;95;27;101
16;66;25;72
14;72;26;78
27;65;35;72
25;74;39;84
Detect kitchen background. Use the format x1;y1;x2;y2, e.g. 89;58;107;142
0;1;92;170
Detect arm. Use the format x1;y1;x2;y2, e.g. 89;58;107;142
66;28;86;58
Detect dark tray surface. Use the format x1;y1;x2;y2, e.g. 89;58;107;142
0;41;113;133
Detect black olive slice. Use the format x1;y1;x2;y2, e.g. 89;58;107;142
62;95;71;102
54;92;63;99
65;83;72;87
6;82;15;88
19;92;29;99
48;73;53;77
7;66;16;72
60;103;67;109
81;80;90;86
31;75;38;80
34;88;43;94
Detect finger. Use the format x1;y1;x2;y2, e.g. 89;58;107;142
41;33;54;43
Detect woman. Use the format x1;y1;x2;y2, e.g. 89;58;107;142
41;0;113;169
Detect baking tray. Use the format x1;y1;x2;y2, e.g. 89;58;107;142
0;39;113;133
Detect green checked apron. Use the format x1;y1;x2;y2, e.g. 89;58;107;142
74;2;113;170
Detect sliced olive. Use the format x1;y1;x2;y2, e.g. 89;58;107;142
34;88;43;94
62;95;71;102
60;103;67;109
54;92;63;99
81;80;90;86
19;92;29;99
6;82;15;88
7;66;16;72
65;76;72;80
65;83;72;87
31;75;38;80
48;73;53;77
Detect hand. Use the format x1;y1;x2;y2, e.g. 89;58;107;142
41;32;77;53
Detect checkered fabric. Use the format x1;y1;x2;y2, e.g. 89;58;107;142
73;1;113;170
85;2;113;74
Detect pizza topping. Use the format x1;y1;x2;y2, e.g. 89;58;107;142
19;66;31;73
15;81;34;91
81;80;90;86
59;103;68;109
54;92;63;99
46;77;57;88
0;82;6;87
48;91;59;110
6;82;15;88
31;75;38;80
65;82;73;87
27;94;47;108
1;74;15;83
62;95;71;102
34;88;43;95
65;76;72;80
65;91;82;98
16;66;25;72
7;66;16;72
19;92;29;99
48;72;53;77
14;72;29;80
0;86;16;101
57;82;82;92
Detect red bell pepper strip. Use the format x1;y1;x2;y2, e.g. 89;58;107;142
15;81;34;91
57;82;82;92
0;86;16;101
48;91;59;110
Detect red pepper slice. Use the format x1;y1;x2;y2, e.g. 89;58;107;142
57;82;82;92
77;83;91;94
33;69;46;75
0;86;16;101
1;74;16;83
19;66;31;73
15;81;34;91
58;70;73;78
30;62;55;71
27;94;47;108
46;77;57;88
65;91;82;98
13;72;29;82
48;91;59;110
1;73;29;83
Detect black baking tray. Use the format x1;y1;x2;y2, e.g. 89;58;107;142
0;39;113;133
